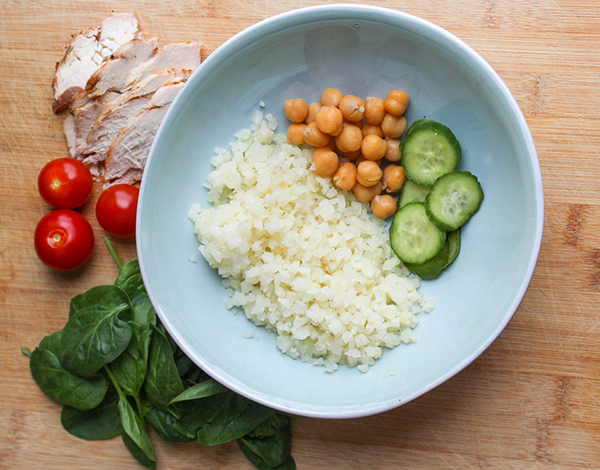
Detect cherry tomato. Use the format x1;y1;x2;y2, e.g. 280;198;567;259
34;209;95;271
38;158;93;209
96;184;139;238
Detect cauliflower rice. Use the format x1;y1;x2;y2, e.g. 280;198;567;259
189;112;434;373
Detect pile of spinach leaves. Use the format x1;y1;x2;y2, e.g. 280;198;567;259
22;238;295;470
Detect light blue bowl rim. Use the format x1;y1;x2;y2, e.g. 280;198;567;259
137;4;544;419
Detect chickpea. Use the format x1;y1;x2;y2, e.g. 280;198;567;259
335;123;362;153
361;134;387;161
347;118;363;129
362;124;384;139
356;155;381;167
284;98;309;123
371;195;397;219
287;123;307;145
316;106;343;135
384;138;402;162
364;96;385;125
312;147;339;177
381;113;407;138
333;162;358;190
303;122;330;147
342;149;361;160
384;90;410;116
353;181;382;202
306;102;322;124
321;88;344;107
338;94;365;122
382;164;406;193
327;135;337;151
357;160;383;187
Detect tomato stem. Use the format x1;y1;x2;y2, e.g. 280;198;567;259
103;236;123;270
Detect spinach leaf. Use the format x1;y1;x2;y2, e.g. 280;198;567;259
143;326;184;412
248;414;290;438
122;432;157;470
21;347;32;358
115;260;156;327
240;421;291;467
169;379;227;406
195;393;275;446
118;395;156;466
30;331;108;410
146;406;194;443
110;323;152;397
238;439;297;470
61;285;133;378
61;387;121;440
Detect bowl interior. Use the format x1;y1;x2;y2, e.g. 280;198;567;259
138;6;542;418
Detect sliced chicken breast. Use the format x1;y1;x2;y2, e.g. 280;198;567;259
52;13;140;113
104;81;185;185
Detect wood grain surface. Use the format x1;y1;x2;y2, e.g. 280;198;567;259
1;1;599;468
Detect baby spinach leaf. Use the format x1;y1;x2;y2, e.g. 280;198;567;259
146;406;194;443
30;331;108;410
240;421;291;467
122;432;157;470
248;414;290;438
169;379;228;406
61;387;121;440
115;260;156;328
61;285;133;378
21;347;32;358
118;396;156;466
238;439;297;470
111;323;152;397
143;327;184;412
195;393;275;446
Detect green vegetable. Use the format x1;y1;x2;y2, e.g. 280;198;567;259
401;119;461;186
143;326;185;412
239;439;297;470
425;170;484;231
195;393;275;446
22;236;294;470
61;285;133;378
30;331;108;410
122;432;157;470
398;179;431;209
146;406;194;443
118;395;156;466
389;202;446;264
61;387;121;440
111;323;152;397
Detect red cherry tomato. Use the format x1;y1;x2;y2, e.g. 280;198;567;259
38;158;93;209
96;184;139;238
34;209;95;271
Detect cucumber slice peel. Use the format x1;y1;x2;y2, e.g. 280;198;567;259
398;179;431;209
445;229;461;268
401;120;461;186
389;202;446;265
426;171;484;231
405;241;450;280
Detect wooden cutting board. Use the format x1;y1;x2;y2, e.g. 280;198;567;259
1;1;599;468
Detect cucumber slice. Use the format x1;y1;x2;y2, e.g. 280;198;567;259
401;120;461;186
398;179;431;208
445;229;461;268
405;240;450;280
425;171;484;231
389;202;446;264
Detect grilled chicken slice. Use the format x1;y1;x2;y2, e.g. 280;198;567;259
124;42;201;87
63;115;78;158
85;38;160;99
104;81;185;185
52;13;140;113
71;91;120;157
82;70;192;165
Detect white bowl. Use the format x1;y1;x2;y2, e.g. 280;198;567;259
137;5;543;418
